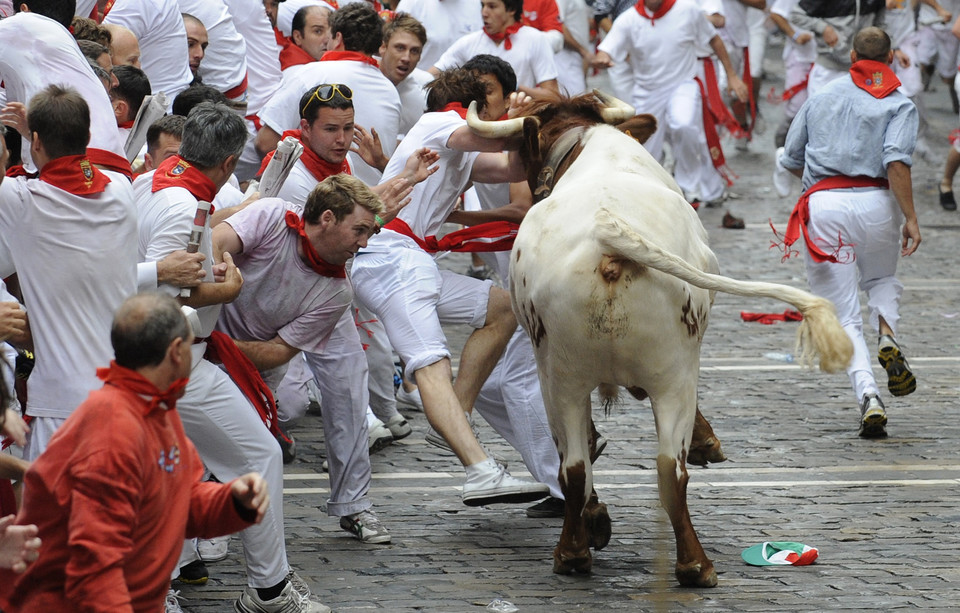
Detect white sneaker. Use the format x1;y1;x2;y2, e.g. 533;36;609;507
773;147;793;198
340;509;392;544
234;581;330;613
383;414;412;440
368;419;393;453
395;386;424;411
165;589;184;613
462;458;550;507
198;535;230;562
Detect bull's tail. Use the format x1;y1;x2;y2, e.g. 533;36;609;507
593;208;853;373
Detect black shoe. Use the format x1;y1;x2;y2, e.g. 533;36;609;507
525;496;565;518
878;335;917;397
940;187;956;211
277;431;296;464
858;395;888;439
177;559;209;585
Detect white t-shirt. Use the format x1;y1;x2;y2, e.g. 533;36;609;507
0;13;126;168
276;157;353;206
718;0;749;48
395;0;483;70
257;58;401;186
134;171;221;366
216;198;353;358
223;0;282;115
0;170;138;419
105;0;193;104
433;26;559;89
599;0;716;97
396;68;433;138
364;110;479;254
177;0;249;96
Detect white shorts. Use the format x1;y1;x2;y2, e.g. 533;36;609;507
351;247;493;379
917;25;960;79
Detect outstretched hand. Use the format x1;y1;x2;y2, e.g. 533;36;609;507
352;125;389;172
402;147;439;184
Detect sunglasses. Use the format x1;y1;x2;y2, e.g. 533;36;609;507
301;84;353;116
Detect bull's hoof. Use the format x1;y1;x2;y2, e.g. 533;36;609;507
675;561;718;588
553;547;593;574
585;502;611;551
687;436;727;467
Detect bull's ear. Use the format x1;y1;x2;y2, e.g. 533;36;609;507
522;116;541;162
617;114;657;145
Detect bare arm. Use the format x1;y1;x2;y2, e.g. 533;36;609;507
470;150;527;184
446;181;533;226
209;191;260;228
769;12;813;44
179;252;243;308
254;126;282;158
232;335;300;371
708;35;748;102
212;223;245;266
887;161;921;256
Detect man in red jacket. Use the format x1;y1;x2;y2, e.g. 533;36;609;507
0;293;269;613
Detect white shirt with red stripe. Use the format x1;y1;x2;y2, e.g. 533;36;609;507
598;0;716;97
395;0;483;70
105;0;193;104
177;0;249;98
224;0;282;116
0;13;126;170
257;58;401;186
0;170;138;420
433;26;558;89
363;110;479;255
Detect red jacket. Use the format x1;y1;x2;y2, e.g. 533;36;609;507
0;363;255;613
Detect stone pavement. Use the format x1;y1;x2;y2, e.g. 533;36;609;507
175;41;960;612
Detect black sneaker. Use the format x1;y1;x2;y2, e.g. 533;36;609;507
858;395;888;438
525;496;564;518
878;335;916;397
277;431;296;464
940;187;957;211
177;559;209;585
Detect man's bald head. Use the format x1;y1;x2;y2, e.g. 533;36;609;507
105;24;142;69
111;293;192;371
852;27;892;63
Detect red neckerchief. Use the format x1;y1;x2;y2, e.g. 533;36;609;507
483;22;522;50
634;0;676;24
849;59;901;99
256;130;351;182
39;154;111;195
96;360;189;413
319;50;379;68
384;217;520;253
86;148;134;179
118;119;135;129
152;155;218;207
5;165;37;179
279;38;316;70
284;210;347;278
778;175;890;263
441;102;469;119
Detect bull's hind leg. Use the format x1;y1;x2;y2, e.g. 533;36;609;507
687;406;727;466
651;389;717;588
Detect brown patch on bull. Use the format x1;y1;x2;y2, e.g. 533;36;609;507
519;300;547;348
585;490;611;551
515;248;521;262
555;461;592;574
600;255;624;283
616;113;658;145
687;407;727;466
626;386;648;402
680;295;700;338
656;453;717;587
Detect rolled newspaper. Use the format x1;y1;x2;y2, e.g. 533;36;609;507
124;93;169;163
179;200;213;299
259;136;304;198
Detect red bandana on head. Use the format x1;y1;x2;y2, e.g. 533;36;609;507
284;210;347;278
483;22;522;50
440;102;469;119
39;154;111;195
319;50;379;67
97;360;189;413
634;0;676;23
151;155;218;207
849;59;901;99
256;130;351;182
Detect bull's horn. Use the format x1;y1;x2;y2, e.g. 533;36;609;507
466;100;526;138
594;89;635;124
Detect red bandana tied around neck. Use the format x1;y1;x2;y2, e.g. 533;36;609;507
319;50;379;68
279;38;317;70
634;0;676;24
152;155;218;207
39;154;111;195
256;130;351;182
441;102;469;119
849;60;901;99
118;119;135;129
483;22;522;50
284;210;347;278
97;360;189;413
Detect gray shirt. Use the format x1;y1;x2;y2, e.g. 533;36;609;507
782;73;918;190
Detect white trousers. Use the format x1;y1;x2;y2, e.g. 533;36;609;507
556;48;587;97
804;189;904;403
177;358;288;588
475;328;563;499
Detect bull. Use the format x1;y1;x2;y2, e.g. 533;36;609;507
466;91;853;587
